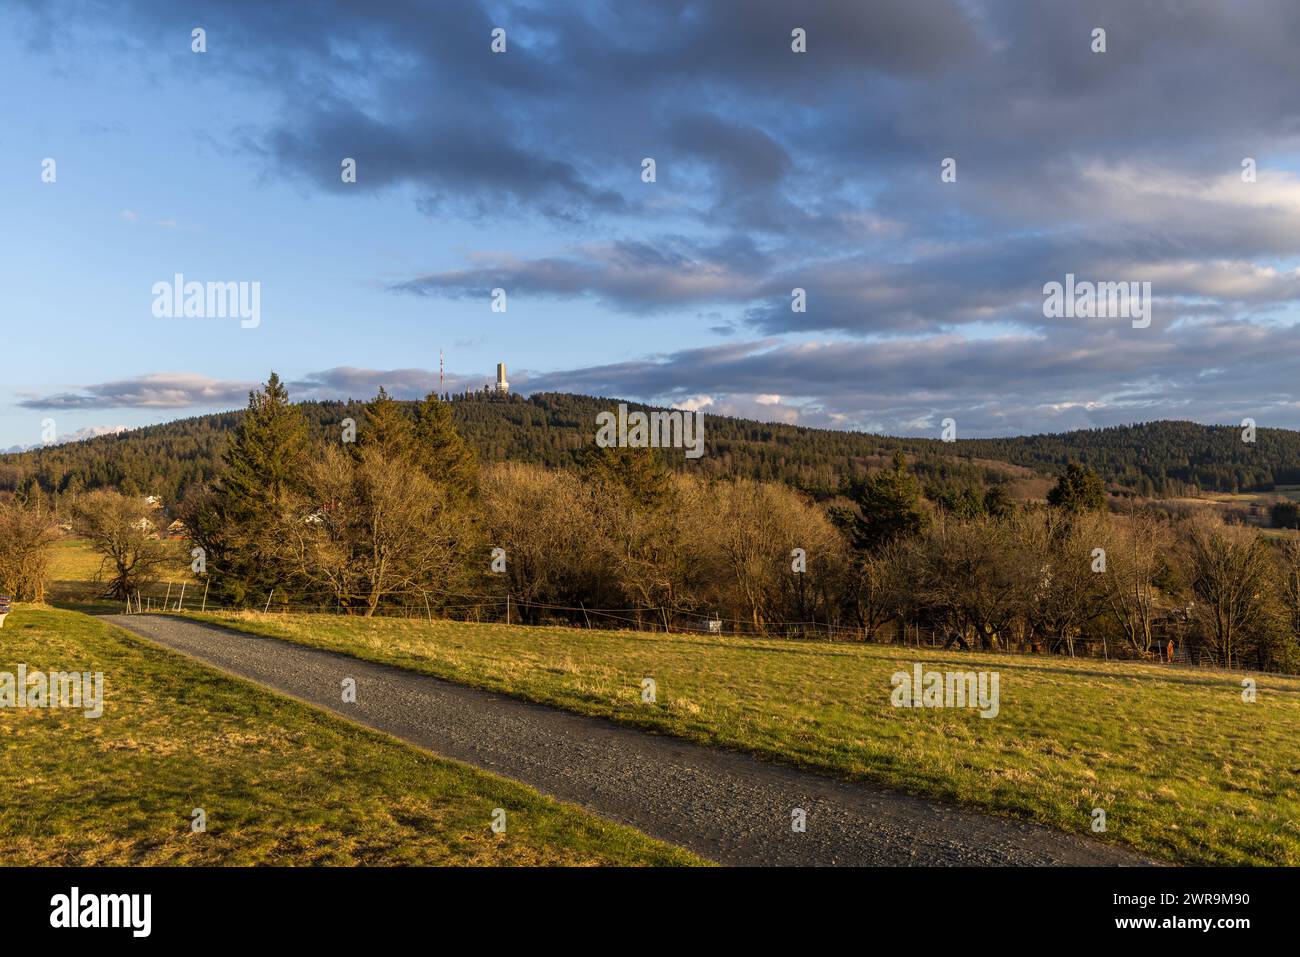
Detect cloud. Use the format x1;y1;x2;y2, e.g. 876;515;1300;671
391;236;769;313
17;0;1300;436
291;366;477;400
17;373;258;410
518;322;1300;435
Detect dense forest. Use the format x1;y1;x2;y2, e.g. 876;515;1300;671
1;390;1296;507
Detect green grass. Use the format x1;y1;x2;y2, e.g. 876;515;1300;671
0;606;700;866
193;610;1300;866
47;537;191;613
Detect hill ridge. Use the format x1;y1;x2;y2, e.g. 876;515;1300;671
2;391;1295;504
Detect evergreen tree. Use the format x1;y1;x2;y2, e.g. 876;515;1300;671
983;484;1014;518
360;387;412;458
224;372;308;504
192;373;309;606
579;445;671;507
1047;462;1107;512
412;391;478;500
841;451;928;553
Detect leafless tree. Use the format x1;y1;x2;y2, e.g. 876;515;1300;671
0;497;58;602
289;445;471;616
74;490;171;600
1185;516;1277;668
1098;510;1170;656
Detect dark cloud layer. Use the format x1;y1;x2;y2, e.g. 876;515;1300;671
16;0;1300;434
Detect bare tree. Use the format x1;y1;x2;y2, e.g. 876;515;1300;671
0;497;58;602
1013;508;1108;655
914;514;1034;650
1098;510;1170;656
74;490;171;600
480;462;605;621
1185;517;1277;668
693;478;844;633
593;473;701;625
843;538;909;641
289;445;470;616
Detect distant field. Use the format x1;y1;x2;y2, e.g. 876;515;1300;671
1164;485;1300;534
0;607;699;866
195;611;1300;865
47;537;191;612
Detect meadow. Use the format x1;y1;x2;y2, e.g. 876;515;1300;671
0;606;699;866
195;609;1300;866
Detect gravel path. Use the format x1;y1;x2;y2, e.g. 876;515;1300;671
104;614;1159;867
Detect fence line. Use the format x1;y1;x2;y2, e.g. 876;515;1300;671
108;577;1290;675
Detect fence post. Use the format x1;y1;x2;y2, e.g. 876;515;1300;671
201;579;209;613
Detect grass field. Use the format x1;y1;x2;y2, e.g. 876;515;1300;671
193;610;1300;866
0;606;700;866
46;537;191;613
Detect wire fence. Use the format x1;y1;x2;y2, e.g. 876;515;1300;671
108;575;1289;674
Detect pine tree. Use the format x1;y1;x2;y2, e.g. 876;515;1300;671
224;372;308;505
412;391;478;500
1047;462;1107;512
579;445;671;507
842;451;928;553
360;387;412;458
198;373;310;606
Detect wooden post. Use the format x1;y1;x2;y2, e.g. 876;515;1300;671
201;579;209;613
164;582;172;610
423;592;432;624
177;582;186;612
505;593;511;626
264;591;273;614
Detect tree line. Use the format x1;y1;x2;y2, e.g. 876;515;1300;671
3;376;1300;673
7;389;1300;509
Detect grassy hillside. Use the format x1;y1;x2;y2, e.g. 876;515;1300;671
5;390;1297;504
0;607;699;866
195;611;1300;865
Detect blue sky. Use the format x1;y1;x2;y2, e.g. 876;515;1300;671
4;0;1300;450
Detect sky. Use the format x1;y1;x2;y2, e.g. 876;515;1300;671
4;0;1300;450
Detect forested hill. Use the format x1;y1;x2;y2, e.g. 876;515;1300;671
0;390;1295;506
958;421;1300;498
